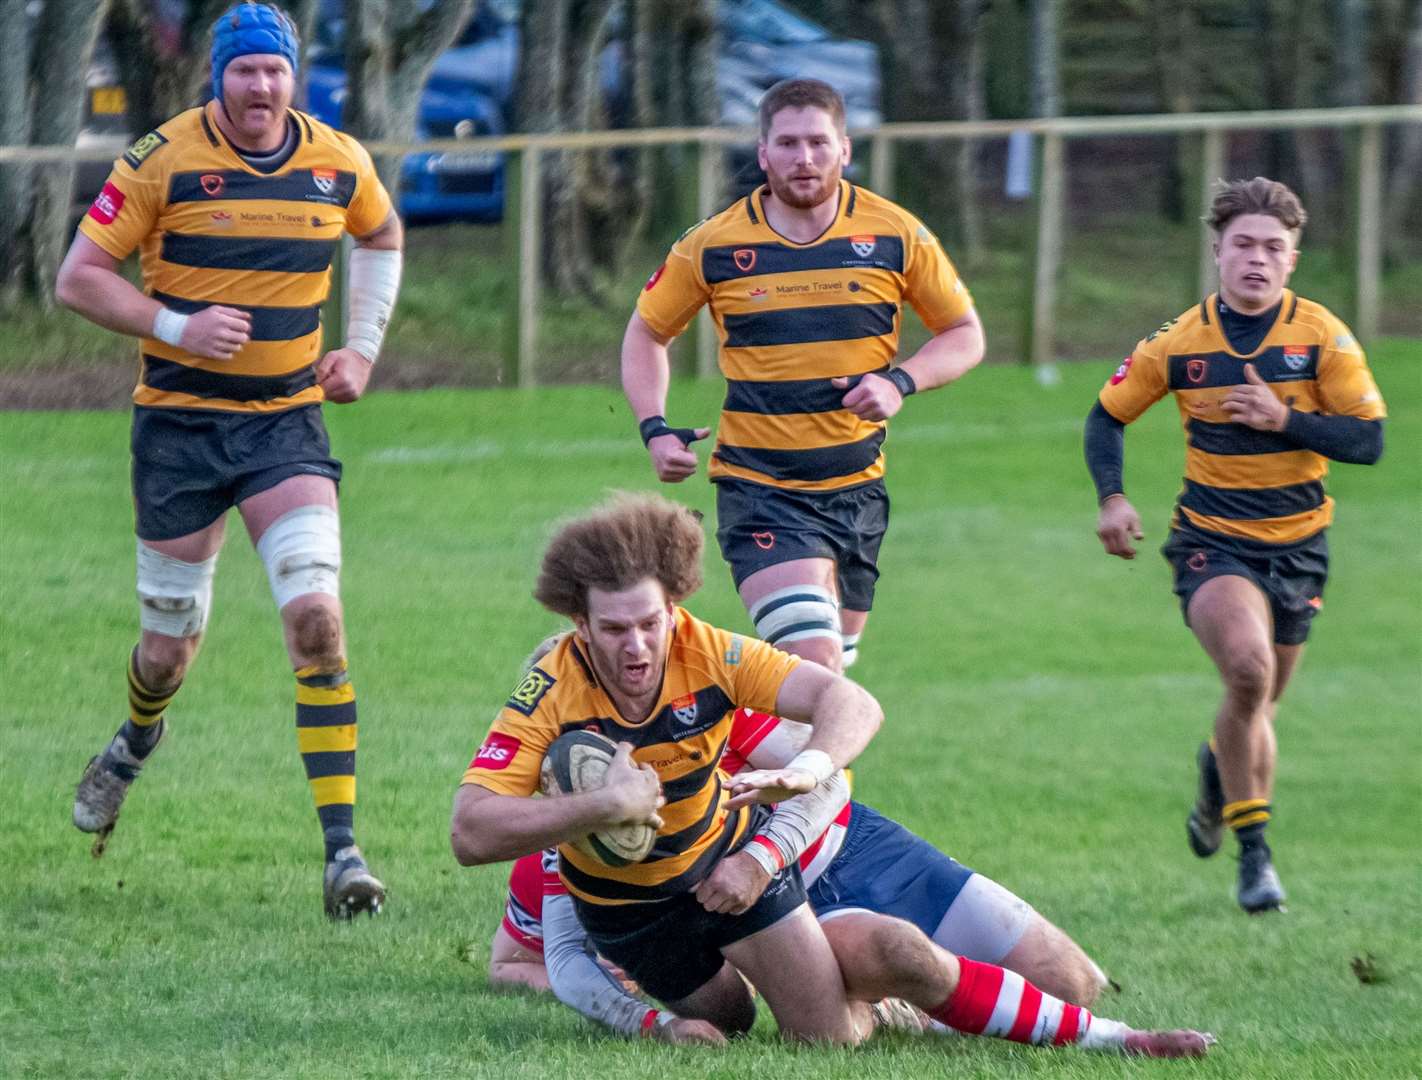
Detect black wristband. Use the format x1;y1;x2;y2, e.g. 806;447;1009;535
639;415;707;448
639;415;671;446
884;367;917;398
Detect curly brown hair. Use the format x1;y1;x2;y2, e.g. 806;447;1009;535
534;493;705;618
758;77;846;139
1206;177;1308;236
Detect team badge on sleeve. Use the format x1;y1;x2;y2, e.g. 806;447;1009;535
644;263;665;291
1109;357;1133;385
122;130;168;170
507;667;556;716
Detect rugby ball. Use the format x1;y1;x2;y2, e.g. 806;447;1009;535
539;730;657;867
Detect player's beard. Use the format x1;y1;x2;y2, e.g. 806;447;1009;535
765;162;842;210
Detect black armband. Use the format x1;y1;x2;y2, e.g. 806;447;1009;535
883;367;917;398
639;414;706;448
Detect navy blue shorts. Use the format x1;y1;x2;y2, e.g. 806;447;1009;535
807;802;974;936
574;862;808;1005
714;477;889;612
131;405;341;541
1161;525;1329;646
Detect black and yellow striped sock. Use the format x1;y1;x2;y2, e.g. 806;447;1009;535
295;662;357;862
121;647;177;760
1224;798;1271;850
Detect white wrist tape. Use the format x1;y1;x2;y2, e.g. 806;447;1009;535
344;247;402;362
787;749;835;785
153;307;190;348
740;838;783;879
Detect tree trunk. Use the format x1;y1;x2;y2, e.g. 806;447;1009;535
11;0;111;310
1384;0;1422;264
0;0;34;309
343;0;474;192
1150;0;1199;222
943;0;985;265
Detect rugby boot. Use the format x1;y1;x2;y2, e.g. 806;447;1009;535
1235;843;1286;913
74;723;165;850
870;997;932;1035
1122;1029;1216;1057
323;845;385;919
1186;741;1225;858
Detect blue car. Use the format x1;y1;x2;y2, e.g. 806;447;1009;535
304;0;517;222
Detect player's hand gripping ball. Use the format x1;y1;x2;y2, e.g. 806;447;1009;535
539;730;657;866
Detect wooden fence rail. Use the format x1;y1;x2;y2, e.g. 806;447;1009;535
4;104;1418;385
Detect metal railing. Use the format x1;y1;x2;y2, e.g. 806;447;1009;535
5;103;1419;385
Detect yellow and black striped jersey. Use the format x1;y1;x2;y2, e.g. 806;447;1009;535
637;182;973;492
1098;291;1386;545
78;101;393;414
462;608;800;906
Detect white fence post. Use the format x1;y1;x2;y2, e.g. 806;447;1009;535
695;137;721;379
1198;128;1225;298
1030;131;1064;375
1355;122;1382;344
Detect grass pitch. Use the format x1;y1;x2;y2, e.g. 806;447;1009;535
1;345;1418;1078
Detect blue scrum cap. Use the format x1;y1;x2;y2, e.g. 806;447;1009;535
211;3;299;103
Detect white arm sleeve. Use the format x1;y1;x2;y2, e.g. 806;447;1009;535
740;771;851;875
737;716;850;873
344;246;402;362
542;893;671;1037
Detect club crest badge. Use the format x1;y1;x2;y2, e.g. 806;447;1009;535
1283;346;1309;371
200;173;225;197
671;694;698;726
312;168;337;195
850;234;877;258
733;248;757;273
1186;358;1208;384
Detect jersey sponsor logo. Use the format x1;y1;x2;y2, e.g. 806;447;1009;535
671;693;698;727
752;531;775;550
200;173;225;197
506;666;556;716
1145;318;1176;342
644;263;665;291
749;286;768;300
1283;346;1309;371
210;210;233;225
725;636;743;666
1334;333;1358;351
1109;356;1133;385
471;732;522;770
122;130;168;170
1186;357;1208;384
850;234;877;258
312;168;337;195
733;248;757;273
88;182;125;225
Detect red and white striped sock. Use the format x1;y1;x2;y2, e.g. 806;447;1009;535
927;956;1127;1050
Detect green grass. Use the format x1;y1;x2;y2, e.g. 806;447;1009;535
1;343;1419;1078
5;210;1420;392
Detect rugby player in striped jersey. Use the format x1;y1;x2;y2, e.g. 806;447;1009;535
56;3;402;918
622;78;985;676
453;494;1210;1054
1085;178;1386;914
